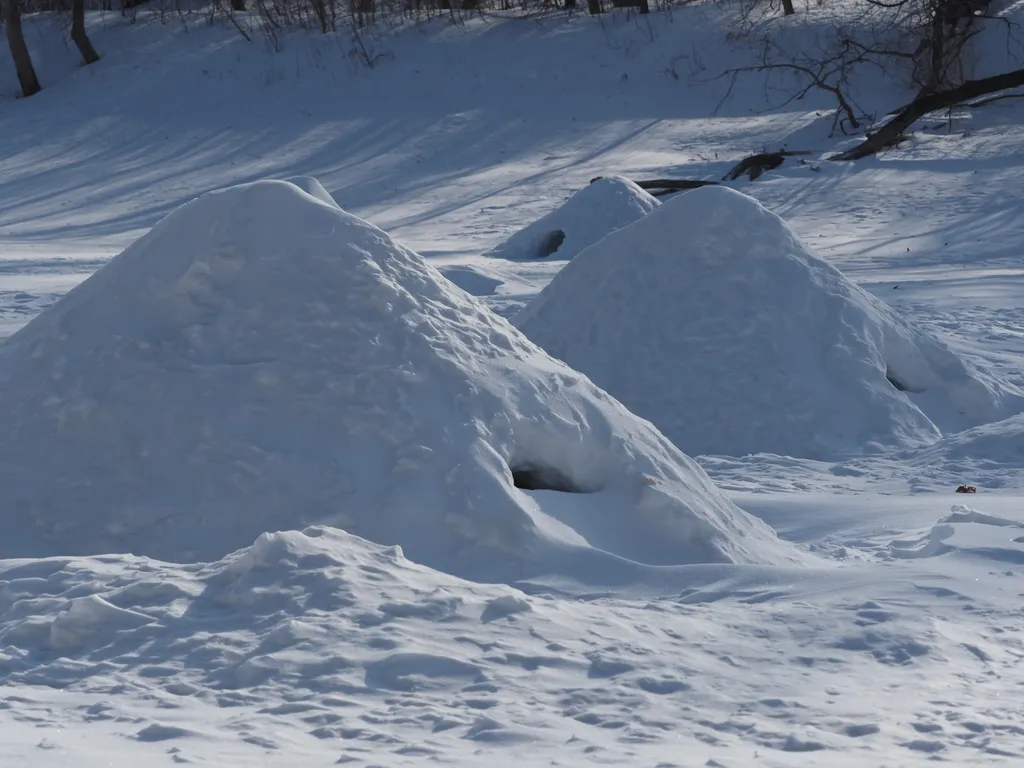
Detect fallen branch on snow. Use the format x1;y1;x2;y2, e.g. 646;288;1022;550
592;149;815;196
635;179;721;195
589;177;719;196
723;150;813;182
833;68;1024;161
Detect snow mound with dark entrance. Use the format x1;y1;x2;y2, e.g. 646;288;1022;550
515;186;1023;460
0;180;801;577
485;176;659;261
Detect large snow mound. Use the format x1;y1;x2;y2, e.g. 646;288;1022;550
485;176;659;261
0;180;800;576
515;186;1023;460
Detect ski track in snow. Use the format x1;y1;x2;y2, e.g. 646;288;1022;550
2;7;1024;768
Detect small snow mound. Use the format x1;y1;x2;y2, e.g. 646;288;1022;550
884;505;1019;565
942;505;1024;528
481;595;532;623
515;186;1021;459
0;180;800;578
485;176;659;261
224;530;345;577
282;176;339;208
49;595;153;652
888;504;1024;561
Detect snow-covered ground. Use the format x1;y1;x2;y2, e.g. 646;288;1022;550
3;6;1024;767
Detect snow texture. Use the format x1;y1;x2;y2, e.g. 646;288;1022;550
485;176;659;261
0;179;798;575
6;516;1023;767
516;186;1024;459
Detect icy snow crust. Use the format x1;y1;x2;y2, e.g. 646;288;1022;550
516;186;1024;460
485;176;659;261
0;180;798;575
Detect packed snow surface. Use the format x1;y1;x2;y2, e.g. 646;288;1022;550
485;176;659;261
0;179;798;575
516;186;1024;459
4;510;1024;767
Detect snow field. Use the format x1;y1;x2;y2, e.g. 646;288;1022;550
1;7;1024;767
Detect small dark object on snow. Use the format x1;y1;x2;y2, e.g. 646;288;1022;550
955;485;977;494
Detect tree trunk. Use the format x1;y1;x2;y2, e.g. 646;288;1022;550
231;0;246;10
3;0;41;98
310;0;329;31
832;67;1024;161
71;0;101;65
781;0;795;14
587;0;601;13
564;0;575;8
920;13;946;93
638;0;649;13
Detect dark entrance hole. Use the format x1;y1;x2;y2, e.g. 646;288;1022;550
536;230;566;259
886;367;924;394
511;463;585;493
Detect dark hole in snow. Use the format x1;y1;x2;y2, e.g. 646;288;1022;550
511;463;586;493
886;368;923;394
537;230;566;259
886;372;908;392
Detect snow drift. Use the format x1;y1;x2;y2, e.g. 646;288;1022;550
485;176;659;261
911;413;1024;469
0;179;800;577
282;175;339;208
515;186;1022;460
